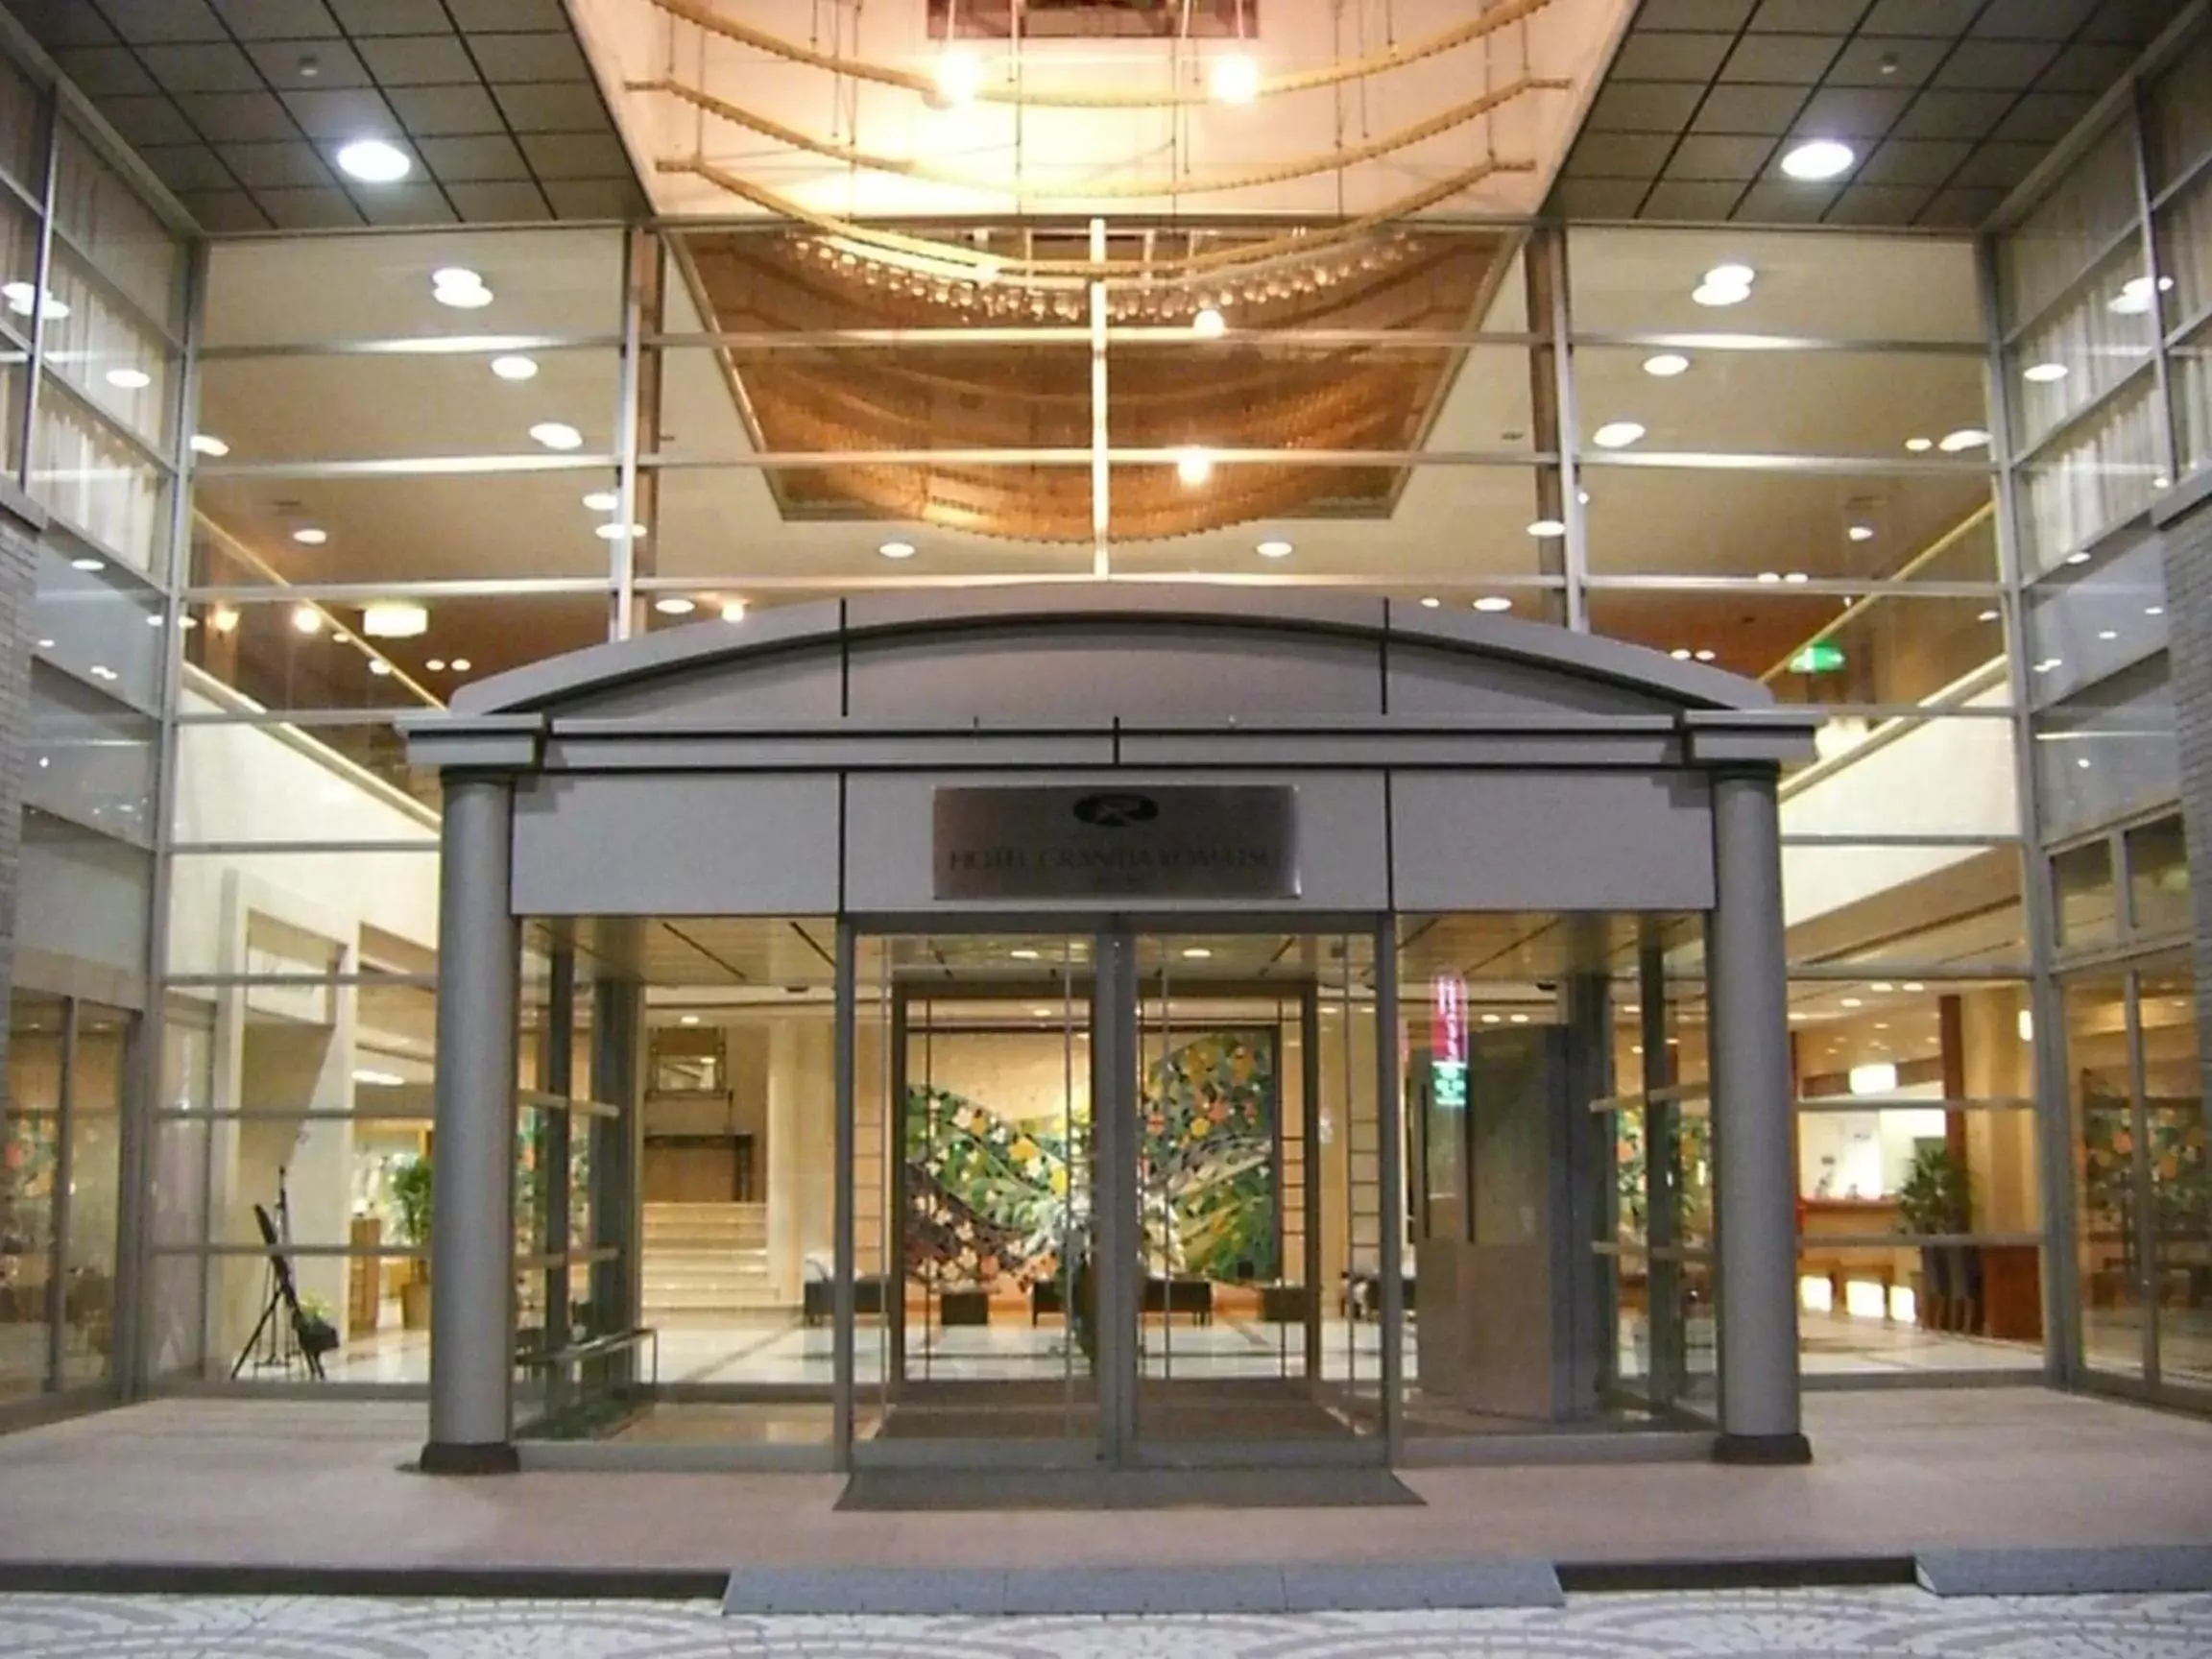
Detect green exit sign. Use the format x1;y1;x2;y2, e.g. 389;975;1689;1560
1432;1060;1467;1110
1789;641;1845;674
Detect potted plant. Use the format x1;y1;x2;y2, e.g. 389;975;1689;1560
392;1154;433;1331
1896;1142;1972;1332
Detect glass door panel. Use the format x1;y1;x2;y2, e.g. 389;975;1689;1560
858;932;1096;1458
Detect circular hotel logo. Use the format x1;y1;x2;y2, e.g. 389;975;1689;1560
1071;791;1160;829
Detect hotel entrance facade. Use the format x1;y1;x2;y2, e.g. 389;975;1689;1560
406;590;1815;1472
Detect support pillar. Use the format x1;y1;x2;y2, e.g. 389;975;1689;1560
1707;767;1812;1465
421;774;522;1476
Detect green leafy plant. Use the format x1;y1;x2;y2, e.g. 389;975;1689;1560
1895;1142;1971;1237
391;1154;433;1250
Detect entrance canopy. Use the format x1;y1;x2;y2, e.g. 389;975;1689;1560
406;588;1817;922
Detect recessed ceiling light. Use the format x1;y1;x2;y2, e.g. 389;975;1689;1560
70;556;104;572
1695;649;1717;662
1010;948;1042;960
490;354;538;380
2107;276;2170;315
2147;605;2165;617
1031;1007;1055;1020
1591;421;1646;448
594;521;648;540
1671;647;1694;661
653;596;697;616
451;658;471;672
1192;305;1226;338
1840;996;1863;1008
426;658;446;672
680;1014;700;1026
1509;1013;1529;1025
2098;629;2118;640
1182;947;1214;959
1211;53;1262;104
1527;517;1567;538
1705;263;1755;289
1692;280;1748;308
878;540;916;559
2065;551;2091;565
363;602;427;638
36;637;53;648
1781;138;1855;180
1473;595;1513;613
1420;596;1441;608
431;265;481;291
1847;523;1875;542
1758;570;1781;583
1937;427;1989;452
1175;446;1214;486
432;269;493;309
721;599;748;623
190;433;229;458
210;606;238;634
0;281;65;320
1902;982;1924;993
1256;539;1293;558
530;421;584;450
369;659;392;677
583;491;619;512
105;367;151;390
1642;352;1691;377
1978;609;2000;622
932;46;984;107
2024;361;2068;383
336;138;411;182
291;604;323;635
1783;571;1809;583
1905;437;1933;453
292;526;327;545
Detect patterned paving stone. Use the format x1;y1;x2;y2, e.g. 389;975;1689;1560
3;1588;2212;1658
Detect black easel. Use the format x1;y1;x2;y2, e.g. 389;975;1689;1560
230;1176;327;1381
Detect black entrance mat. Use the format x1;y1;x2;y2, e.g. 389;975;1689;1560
834;1465;1424;1511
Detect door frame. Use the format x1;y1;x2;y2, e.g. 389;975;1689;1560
835;914;1402;1470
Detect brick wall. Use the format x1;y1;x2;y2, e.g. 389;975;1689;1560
0;484;43;1096
2158;493;2212;1107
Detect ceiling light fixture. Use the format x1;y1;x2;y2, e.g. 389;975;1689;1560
426;658;446;672
336;138;411;182
2148;605;2166;617
1642;352;1691;377
2108;275;2173;315
1182;947;1214;960
931;46;984;108
680;1014;700;1026
450;658;471;673
210;606;238;635
1192;305;1226;339
529;421;584;450
363;602;427;639
1527;517;1567;538
1010;949;1042;961
105;367;151;390
1979;609;2000;622
1671;647;1693;661
583;491;620;512
1847;523;1875;542
1695;648;1717;662
490;354;538;381
1937;427;1989;452
1783;571;1810;583
1905;437;1934;453
2065;551;2091;565
1210;53;1262;104
291;604;323;636
70;556;104;572
1256;539;1292;559
721;599;749;623
878;540;916;560
369;660;393;677
1473;595;1513;613
0;281;66;320
653;596;697;616
1758;571;1782;583
1781;138;1855;180
292;527;327;545
594;521;648;541
1692;263;1754;307
1174;446;1214;486
2098;629;2119;640
2024;361;2069;383
190;433;229;458
1420;596;1441;609
1591;421;1646;449
431;267;493;309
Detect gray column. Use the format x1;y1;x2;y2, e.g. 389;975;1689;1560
421;774;522;1476
0;490;44;1111
1706;768;1811;1465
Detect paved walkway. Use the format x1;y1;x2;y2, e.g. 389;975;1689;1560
2;1588;2210;1658
0;1388;2207;1575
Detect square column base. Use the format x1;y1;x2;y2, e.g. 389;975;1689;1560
1713;1431;1813;1466
418;1440;520;1476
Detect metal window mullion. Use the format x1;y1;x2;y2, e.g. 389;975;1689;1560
2148;127;2212;215
1983;231;2083;1388
2131;76;2183;498
2124;970;2160;1384
1550;229;1589;633
42;998;78;1390
14;71;59;491
198;333;625;362
2000;177;2161;350
1375;921;1404;1461
36;363;183;478
41;226;187;355
611;227;648;641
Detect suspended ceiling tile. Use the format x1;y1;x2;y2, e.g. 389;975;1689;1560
446;0;573;29
1824;182;1936;226
2079;0;2190;42
138;40;265;95
1932;38;2062;90
217;139;336;190
1889;89;2018;141
443;179;553;220
1640;180;1745;221
258;183;364;228
50;46;160;99
1638;0;1758;29
1991;92;2101;145
540;177;636;217
518;132;635;180
175;89;300;143
1791;84;1914;137
1949;140;2048;192
1826;36;1950;88
1860;0;1982;36
279;85;402;139
1584;81;1707;132
354;33;478;85
493;82;614;133
1687;82;1808;132
1734;178;1840;222
1611;32;1740;82
417;133;532;183
382;84;507;136
468;31;592;84
1855;136;1973;188
208;0;342;38
2036;44;2146;94
96;0;229;44
354;180;458;225
242;36;371;91
138;141;237;193
1663;133;1776;182
96;94;200;149
1550;178;1651;218
177;186;271;231
325;0;450;33
1563;132;1677;180
1971;0;2102;39
1919;184;2010;228
1747;0;1845;31
3;2;118;49
1719;34;1845;85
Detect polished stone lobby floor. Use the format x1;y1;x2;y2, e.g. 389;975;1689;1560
2;1588;2210;1658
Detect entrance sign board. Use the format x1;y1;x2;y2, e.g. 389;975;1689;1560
933;785;1300;900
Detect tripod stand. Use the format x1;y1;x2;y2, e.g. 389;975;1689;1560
230;1183;326;1382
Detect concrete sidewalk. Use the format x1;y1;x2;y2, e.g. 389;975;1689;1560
0;1389;2206;1577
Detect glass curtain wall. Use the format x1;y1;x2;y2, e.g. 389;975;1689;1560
0;29;193;1415
1995;21;2210;1410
